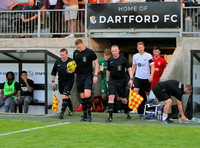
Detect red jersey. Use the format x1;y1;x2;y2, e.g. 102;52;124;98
151;56;167;90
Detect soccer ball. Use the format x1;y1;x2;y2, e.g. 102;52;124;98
67;61;77;71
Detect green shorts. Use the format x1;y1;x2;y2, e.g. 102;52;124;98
101;78;108;94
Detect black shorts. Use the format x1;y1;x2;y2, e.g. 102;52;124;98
152;83;170;101
76;73;93;93
59;79;74;95
133;77;151;92
108;78;126;98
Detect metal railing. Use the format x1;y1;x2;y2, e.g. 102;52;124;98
1;4;200;38
181;6;200;37
0;8;87;38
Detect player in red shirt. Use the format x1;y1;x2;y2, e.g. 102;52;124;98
151;47;167;90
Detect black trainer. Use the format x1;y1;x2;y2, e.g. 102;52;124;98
68;110;74;116
126;113;131;120
87;114;92;122
59;112;64;119
80;116;87;122
162;119;174;124
106;117;113;122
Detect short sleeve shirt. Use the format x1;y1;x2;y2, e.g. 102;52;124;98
107;56;131;80
153;56;167;81
158;80;184;101
23;5;38;19
98;58;108;79
51;57;75;82
73;48;97;74
132;52;154;79
19;79;34;97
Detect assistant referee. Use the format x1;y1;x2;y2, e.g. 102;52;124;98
51;48;75;119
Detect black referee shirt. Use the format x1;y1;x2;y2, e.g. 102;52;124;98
107;56;131;80
158;80;184;101
73;48;97;74
51;58;74;82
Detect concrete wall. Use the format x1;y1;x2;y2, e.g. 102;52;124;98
0;38;89;58
160;46;184;82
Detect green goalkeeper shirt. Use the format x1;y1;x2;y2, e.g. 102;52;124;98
98;57;108;80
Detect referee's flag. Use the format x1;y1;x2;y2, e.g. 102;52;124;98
128;89;144;111
52;90;59;112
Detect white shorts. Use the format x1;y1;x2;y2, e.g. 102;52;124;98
65;5;79;21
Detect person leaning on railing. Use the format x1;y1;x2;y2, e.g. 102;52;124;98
19;0;38;38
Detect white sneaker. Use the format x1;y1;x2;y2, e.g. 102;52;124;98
130;110;138;114
65;34;74;38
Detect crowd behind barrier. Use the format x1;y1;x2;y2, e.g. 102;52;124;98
0;0;200;37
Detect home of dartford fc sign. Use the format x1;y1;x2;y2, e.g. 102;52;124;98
87;2;181;29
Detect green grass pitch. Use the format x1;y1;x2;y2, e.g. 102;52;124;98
0;112;200;148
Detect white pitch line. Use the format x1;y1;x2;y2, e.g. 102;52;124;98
0;122;70;136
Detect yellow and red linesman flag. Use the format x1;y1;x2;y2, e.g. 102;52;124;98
128;89;144;111
52;91;59;112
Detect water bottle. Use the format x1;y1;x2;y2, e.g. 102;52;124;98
179;115;189;123
157;109;162;120
192;117;198;122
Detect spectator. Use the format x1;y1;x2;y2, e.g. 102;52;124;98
34;0;46;25
111;0;124;3
19;0;38;38
183;0;194;21
63;0;79;38
45;0;64;38
151;46;167;90
153;80;192;124
13;71;34;113
78;0;85;36
0;0;21;11
0;71;18;113
106;45;133;122
98;49;111;111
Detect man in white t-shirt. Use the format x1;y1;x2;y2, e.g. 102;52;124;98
132;41;155;96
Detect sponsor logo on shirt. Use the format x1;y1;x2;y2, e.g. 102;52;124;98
158;62;160;65
21;87;28;92
137;63;145;67
179;82;182;88
83;56;87;62
117;65;122;71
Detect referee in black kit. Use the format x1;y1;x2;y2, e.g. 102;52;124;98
106;45;133;122
73;39;99;122
51;48;75;119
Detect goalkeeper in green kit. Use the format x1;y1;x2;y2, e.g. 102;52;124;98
98;49;111;111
